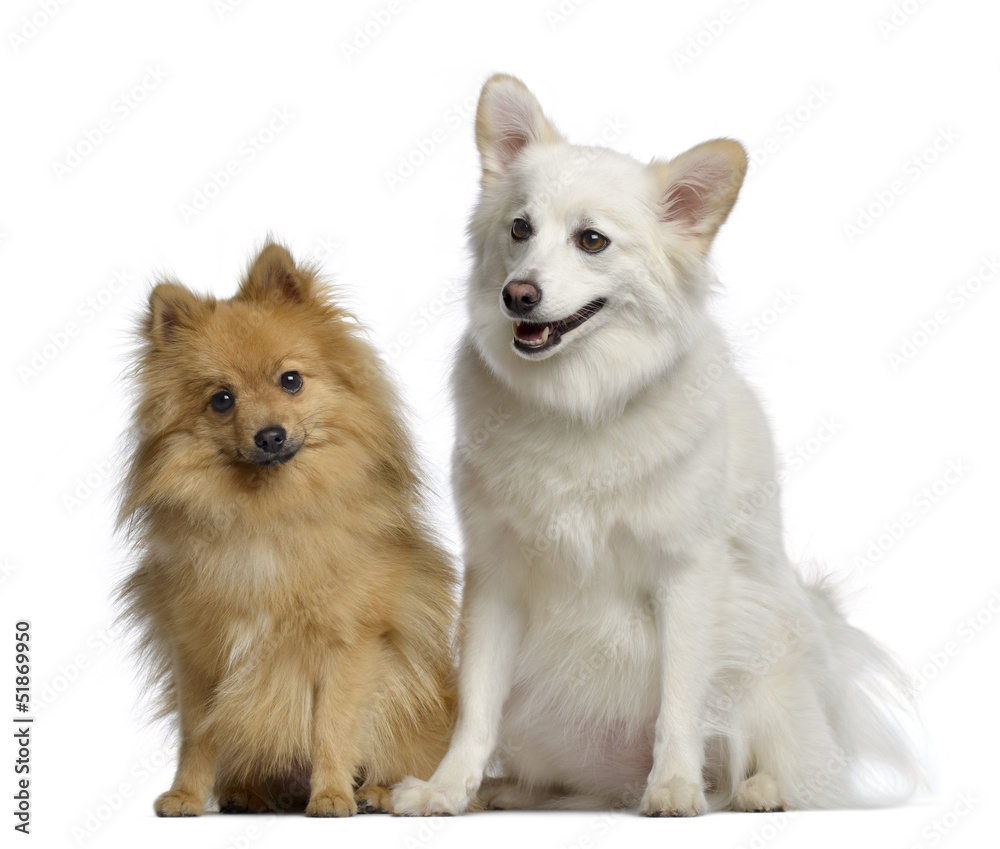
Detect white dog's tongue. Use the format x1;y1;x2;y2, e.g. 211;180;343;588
514;322;551;345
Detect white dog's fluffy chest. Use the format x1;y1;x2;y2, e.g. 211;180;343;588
456;343;731;577
453;347;732;758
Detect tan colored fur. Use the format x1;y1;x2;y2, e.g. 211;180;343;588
117;243;456;816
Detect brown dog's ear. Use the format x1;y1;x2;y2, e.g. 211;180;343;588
147;282;205;349
238;242;311;305
475;73;563;187
650;139;748;252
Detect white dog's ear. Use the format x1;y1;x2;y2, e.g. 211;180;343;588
475;74;562;186
651;139;747;250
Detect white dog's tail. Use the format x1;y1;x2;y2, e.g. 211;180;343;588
804;578;924;807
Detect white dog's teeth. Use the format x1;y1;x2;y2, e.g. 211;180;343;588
513;323;550;347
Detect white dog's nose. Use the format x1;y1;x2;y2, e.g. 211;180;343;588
502;280;541;315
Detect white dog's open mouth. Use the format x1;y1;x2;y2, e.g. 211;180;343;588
512;298;607;355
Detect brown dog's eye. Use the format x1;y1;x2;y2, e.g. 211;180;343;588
211;390;234;413
281;371;303;394
579;230;609;253
511;218;531;241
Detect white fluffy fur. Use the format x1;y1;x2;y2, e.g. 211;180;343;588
393;74;918;816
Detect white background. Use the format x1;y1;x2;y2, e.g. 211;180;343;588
2;0;998;847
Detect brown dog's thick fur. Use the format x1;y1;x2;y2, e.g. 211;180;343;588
117;243;456;816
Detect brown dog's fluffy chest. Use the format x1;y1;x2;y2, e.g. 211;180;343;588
143;522;393;773
153;521;387;671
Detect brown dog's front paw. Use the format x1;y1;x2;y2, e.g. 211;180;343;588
218;787;271;814
155;789;205;817
355;784;392;814
305;791;357;817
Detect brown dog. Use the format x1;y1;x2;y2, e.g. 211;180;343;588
117;243;456;816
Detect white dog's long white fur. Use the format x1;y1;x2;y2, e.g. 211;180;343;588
393;74;918;816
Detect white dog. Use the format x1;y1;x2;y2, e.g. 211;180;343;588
393;74;918;816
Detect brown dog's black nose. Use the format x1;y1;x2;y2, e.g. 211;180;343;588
502;280;541;315
254;426;287;454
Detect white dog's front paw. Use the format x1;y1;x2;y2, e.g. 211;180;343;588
732;772;785;812
640;776;708;817
391;776;471;816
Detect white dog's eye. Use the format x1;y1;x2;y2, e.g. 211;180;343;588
578;230;609;253
511;218;531;241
